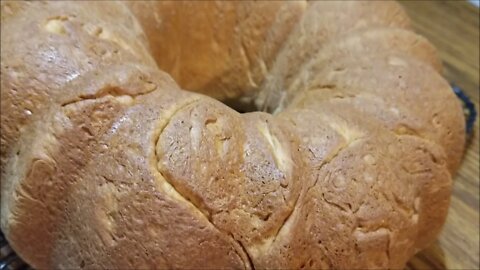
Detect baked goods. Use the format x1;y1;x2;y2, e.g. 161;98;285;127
0;1;465;269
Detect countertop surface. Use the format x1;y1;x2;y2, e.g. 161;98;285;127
401;1;480;269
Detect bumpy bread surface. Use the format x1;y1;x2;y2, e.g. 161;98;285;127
0;1;464;269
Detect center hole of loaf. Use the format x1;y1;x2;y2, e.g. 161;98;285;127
221;97;261;114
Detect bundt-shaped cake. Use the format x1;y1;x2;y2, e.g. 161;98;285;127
0;1;465;269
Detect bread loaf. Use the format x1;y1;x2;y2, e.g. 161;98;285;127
0;1;465;269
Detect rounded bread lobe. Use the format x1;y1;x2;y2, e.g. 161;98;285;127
283;26;444;106
256;1;412;112
0;1;156;168
157;102;306;266
288;52;465;172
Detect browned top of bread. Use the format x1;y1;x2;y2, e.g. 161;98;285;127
0;1;465;269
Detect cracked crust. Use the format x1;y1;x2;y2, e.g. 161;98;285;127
288;52;465;172
1;1;464;269
155;100;305;266
0;1;156;169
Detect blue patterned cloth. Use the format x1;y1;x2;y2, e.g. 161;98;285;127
452;84;477;137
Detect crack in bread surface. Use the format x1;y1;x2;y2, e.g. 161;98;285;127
256;115;366;256
60;84;157;107
151;98;254;269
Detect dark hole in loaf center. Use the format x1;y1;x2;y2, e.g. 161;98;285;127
221;96;261;113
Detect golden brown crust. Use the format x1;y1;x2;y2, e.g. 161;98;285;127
282;27;444;108
0;1;464;269
256;1;412;112
288;52;465;172
267;107;451;269
0;1;156;168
